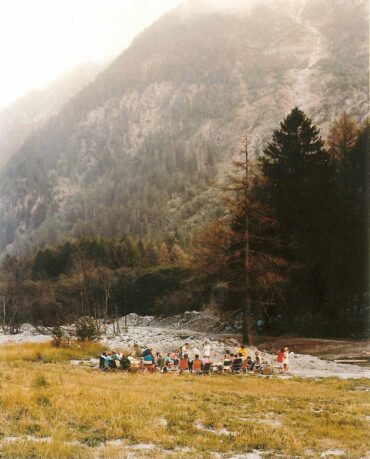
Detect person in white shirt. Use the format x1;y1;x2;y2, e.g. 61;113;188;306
181;342;190;357
203;341;211;358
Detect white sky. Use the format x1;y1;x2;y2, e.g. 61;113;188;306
0;0;183;109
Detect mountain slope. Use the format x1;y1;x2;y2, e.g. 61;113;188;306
0;62;107;169
0;0;368;255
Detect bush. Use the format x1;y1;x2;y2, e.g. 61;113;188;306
51;326;71;347
75;316;101;342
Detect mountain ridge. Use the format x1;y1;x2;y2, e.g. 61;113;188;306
0;61;108;169
0;0;368;255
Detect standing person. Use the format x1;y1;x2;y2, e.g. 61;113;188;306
236;344;248;359
283;347;289;373
181;342;190;358
203;341;211;359
277;348;284;373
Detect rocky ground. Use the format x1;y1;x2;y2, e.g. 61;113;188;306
1;311;369;379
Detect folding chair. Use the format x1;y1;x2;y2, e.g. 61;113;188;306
231;361;243;374
179;358;189;373
192;360;202;374
202;362;212;375
100;356;111;372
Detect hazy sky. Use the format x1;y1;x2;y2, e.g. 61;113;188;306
0;0;182;109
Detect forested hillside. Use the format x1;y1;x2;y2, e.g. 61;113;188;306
1;109;368;338
0;0;368;255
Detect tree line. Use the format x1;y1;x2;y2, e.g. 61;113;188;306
0;236;192;333
194;108;369;339
0;108;368;339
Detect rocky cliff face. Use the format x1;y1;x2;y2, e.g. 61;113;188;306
0;0;368;255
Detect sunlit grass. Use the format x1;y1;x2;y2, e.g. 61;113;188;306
0;344;369;458
0;341;105;364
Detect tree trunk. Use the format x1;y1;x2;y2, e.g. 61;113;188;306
243;138;254;345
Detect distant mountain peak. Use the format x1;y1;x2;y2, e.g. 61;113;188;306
0;0;367;256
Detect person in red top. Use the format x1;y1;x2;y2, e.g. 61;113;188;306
277;347;284;373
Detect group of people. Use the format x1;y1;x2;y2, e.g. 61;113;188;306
99;342;290;375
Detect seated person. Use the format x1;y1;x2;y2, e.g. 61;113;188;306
112;350;120;368
172;352;179;366
107;352;117;369
119;354;131;370
232;353;243;371
192;354;202;372
244;355;253;371
165;353;174;368
179;354;189;371
156;352;165;368
141;348;152;358
126;353;139;369
143;352;156;366
201;355;212;373
223;354;232;371
100;352;107;370
142;353;156;373
201;355;211;366
251;351;261;371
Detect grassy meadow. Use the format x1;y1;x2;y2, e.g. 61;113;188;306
0;343;369;459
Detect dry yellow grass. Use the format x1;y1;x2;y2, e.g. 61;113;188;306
0;341;105;364
0;343;369;458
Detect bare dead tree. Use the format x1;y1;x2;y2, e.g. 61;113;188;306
241;137;253;345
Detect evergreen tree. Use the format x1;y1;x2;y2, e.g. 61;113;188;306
259;109;369;337
260;108;335;331
328;118;369;336
261;107;331;246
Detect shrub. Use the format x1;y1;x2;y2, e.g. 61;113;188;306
75;316;101;342
51;326;70;347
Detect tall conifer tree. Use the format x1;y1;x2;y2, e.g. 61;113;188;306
260;108;334;330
